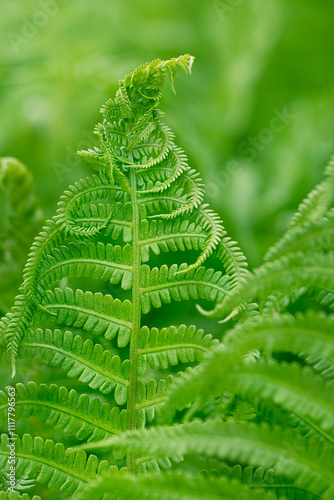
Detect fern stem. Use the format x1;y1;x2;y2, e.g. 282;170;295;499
126;168;141;473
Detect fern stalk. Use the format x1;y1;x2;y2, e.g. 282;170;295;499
0;54;247;495
127;168;141;472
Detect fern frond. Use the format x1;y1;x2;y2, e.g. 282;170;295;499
115;82;133;119
218;464;319;500
164;312;334;419
79;420;334;498
164;347;334;434
212;231;250;320
222;311;334;363
265;156;334;261
201;253;334;319
305;355;334;382
4;55;242;486
57;204;114;240
289;163;334;226
262;287;307;315
312;289;334;311
128;125;174;170
138;185;187;216
0;313;11;346
78;469;278;500
77;147;110;174
136;161;181;191
266;212;334;262
0;467;36;493
0;494;41;500
127;54;194;102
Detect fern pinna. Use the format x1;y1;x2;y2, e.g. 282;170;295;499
0;55;247;498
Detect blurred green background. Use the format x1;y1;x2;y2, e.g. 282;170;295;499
0;3;333;495
1;0;334;267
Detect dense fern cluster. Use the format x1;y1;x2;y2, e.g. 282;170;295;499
1;54;334;499
86;157;334;499
0;55;248;498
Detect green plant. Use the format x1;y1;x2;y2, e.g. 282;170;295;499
2;54;333;500
0;55;249;498
0;158;43;315
83;158;334;499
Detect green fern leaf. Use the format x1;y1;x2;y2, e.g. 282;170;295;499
265;212;334;261
0;434;117;497
222;311;334;364
78;469;279;500
0;494;41;500
265;157;334;261
201;253;334;320
79;420;334;498
217;464;318;500
0;56;240;491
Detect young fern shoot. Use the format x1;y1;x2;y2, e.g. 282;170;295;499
0;54;247;496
